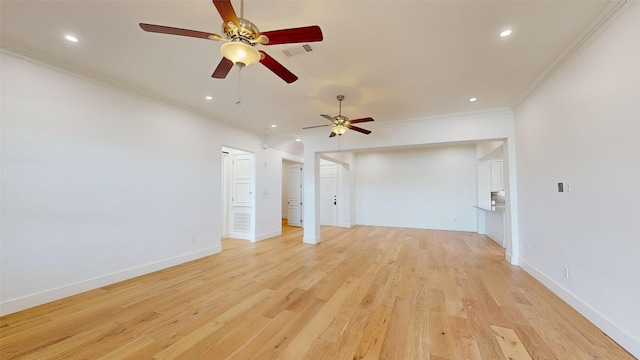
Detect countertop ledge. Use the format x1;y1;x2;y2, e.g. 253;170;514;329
474;205;505;212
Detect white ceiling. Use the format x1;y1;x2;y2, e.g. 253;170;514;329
0;0;622;140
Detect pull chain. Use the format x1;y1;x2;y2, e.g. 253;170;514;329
236;66;242;106
236;0;245;105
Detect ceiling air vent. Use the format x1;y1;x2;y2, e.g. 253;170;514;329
282;44;313;58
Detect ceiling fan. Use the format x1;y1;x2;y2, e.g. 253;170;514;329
139;0;323;83
304;95;374;137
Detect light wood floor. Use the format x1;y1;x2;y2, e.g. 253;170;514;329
0;225;633;359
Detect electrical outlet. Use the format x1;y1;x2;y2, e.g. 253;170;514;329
563;266;569;279
190;237;196;244
526;244;530;253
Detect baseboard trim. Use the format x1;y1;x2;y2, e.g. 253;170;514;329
520;260;639;358
485;232;505;247
355;221;476;232
255;230;281;242
0;245;222;316
303;234;321;244
227;231;252;241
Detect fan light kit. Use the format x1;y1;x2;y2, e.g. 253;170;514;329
139;0;323;83
332;124;348;136
303;95;375;137
220;41;260;66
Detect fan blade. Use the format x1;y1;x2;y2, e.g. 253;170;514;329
348;125;372;134
212;57;234;79
139;23;224;41
349;117;374;124
320;114;334;121
302;124;329;130
213;0;239;25
258;51;298;83
260;26;323;45
329;131;337;138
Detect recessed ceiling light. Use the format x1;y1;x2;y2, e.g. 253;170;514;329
295;139;301;142
65;35;78;43
500;29;512;38
469;97;477;102
205;96;213;100
271;124;277;128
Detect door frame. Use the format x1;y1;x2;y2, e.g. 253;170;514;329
319;160;339;226
221;146;256;242
285;162;303;227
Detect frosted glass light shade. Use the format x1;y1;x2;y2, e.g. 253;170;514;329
331;125;348;136
220;41;261;67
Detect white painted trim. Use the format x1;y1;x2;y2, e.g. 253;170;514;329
511;0;628;107
227;231;252;241
355;221;476;233
520;261;640;358
255;230;282;242
505;252;514;264
303;234;321;244
0;246;222;316
485;233;505;247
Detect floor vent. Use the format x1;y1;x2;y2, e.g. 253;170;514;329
233;212;251;233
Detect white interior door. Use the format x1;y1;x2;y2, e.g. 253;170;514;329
232;155;252;207
320;164;337;226
222;150;254;241
287;163;303;227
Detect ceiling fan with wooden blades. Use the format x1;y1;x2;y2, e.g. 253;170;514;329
303;95;374;137
139;0;323;83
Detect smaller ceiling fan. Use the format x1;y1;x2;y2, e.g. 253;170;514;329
139;0;323;83
304;95;374;137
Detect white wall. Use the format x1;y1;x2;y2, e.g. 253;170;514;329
355;146;477;231
476;141;503;160
254;148;284;241
300;109;519;261
514;3;640;356
0;51;281;314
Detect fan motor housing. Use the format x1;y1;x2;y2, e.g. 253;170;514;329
334;115;350;126
223;18;261;45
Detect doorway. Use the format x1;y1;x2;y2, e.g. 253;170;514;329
284;161;303;227
320;160;338;226
222;146;255;241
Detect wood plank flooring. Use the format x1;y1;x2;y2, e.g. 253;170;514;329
0;225;634;359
